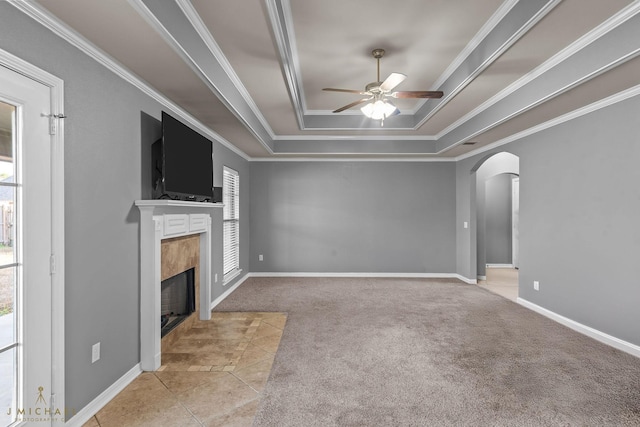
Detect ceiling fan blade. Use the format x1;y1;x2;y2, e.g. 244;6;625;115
332;98;371;113
379;72;407;92
323;88;368;95
390;91;444;99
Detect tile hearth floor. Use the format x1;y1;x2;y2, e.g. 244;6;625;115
82;312;287;427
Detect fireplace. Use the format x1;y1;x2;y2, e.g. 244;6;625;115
136;200;223;371
161;268;195;336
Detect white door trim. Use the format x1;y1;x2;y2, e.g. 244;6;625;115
512;176;520;269
0;47;65;419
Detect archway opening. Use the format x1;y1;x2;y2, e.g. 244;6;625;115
470;152;519;300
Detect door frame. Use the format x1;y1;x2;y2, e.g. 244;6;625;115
512;176;520;269
0;48;65;419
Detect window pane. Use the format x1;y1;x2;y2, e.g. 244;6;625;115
0;101;17;427
0;185;15;267
0;265;15;351
0;102;16;180
223;167;240;276
0;102;16;269
0;347;16;426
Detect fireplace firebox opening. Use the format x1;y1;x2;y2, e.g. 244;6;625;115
160;267;195;337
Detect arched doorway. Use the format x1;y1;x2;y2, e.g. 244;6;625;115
470;152;519;300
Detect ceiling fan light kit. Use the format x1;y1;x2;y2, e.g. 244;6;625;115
323;48;444;126
361;99;399;122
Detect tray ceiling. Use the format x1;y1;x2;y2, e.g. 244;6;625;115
24;0;640;159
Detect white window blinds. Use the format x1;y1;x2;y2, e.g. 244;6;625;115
223;166;240;277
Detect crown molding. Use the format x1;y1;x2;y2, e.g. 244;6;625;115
415;0;562;130
264;0;306;128
438;0;640;141
298;0;519;118
9;0;251;161
133;0;275;153
249;82;640;162
430;0;520;93
176;0;276;141
11;0;640;160
266;0;560;131
273;135;438;141
303;0;520;119
455;83;640;161
275;0;640;148
442;49;640;153
249;157;455;163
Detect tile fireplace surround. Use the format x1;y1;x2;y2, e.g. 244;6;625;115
135;200;223;371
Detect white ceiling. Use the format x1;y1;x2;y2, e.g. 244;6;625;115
23;0;640;159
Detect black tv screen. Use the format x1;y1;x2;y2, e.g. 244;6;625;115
156;111;213;200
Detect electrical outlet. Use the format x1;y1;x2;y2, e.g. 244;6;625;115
92;342;100;363
463;221;468;229
533;281;540;291
214;273;218;283
259;254;264;261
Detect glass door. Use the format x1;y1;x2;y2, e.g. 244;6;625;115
0;100;17;427
0;62;52;427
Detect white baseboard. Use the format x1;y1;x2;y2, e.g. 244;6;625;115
477;275;487;281
210;271;250;310
66;363;142;426
452;274;477;285
486;264;514;268
517;298;640;359
249;271;477;284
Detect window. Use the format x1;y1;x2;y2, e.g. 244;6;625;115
223;166;240;280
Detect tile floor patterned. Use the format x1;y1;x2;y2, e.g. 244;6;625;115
82;312;287;427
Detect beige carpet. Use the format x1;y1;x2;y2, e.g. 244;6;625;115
215;277;640;426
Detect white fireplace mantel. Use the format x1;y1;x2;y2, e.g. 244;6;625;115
135;200;223;371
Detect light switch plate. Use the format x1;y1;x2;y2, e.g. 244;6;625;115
92;342;100;363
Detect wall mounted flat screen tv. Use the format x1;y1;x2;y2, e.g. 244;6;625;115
152;111;213;201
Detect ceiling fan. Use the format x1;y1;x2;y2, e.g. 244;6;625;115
323;49;444;125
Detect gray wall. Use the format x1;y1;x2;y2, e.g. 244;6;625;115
250;162;456;273
0;4;249;417
457;95;640;347
485;174;513;264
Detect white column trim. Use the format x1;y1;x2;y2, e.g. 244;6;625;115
200;216;212;321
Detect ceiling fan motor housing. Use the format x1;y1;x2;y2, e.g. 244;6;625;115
371;48;385;59
365;81;384;94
